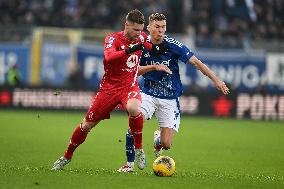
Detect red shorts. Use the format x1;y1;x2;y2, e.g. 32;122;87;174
85;86;141;122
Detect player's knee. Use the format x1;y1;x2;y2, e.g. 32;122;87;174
81;120;96;132
128;106;141;117
126;99;141;117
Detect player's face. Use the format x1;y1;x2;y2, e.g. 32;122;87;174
148;20;166;43
124;22;144;41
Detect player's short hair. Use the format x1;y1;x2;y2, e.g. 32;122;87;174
126;9;145;24
149;13;166;22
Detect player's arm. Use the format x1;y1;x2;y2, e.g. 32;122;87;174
104;36;144;62
104;48;126;63
138;65;172;76
188;55;230;95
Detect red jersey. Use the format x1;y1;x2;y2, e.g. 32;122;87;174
100;31;147;94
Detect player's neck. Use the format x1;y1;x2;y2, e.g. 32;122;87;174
123;31;135;42
150;36;163;44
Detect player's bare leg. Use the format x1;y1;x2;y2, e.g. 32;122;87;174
126;98;146;170
160;127;174;149
154;127;174;157
52;120;99;171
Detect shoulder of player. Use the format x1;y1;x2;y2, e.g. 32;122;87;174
104;32;122;49
105;31;123;40
163;35;184;48
104;32;125;48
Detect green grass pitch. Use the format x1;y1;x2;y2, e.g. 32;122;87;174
0;110;283;189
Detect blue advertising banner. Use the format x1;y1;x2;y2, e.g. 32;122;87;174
0;44;30;85
76;44;104;89
40;42;71;86
75;45;268;93
185;51;266;93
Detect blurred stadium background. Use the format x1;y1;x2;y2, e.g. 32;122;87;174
0;1;284;188
0;0;283;120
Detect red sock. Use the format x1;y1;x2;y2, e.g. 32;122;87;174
64;124;88;160
129;113;143;149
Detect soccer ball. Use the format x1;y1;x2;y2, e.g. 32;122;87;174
152;156;176;177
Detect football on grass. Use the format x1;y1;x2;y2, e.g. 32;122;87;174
153;156;176;177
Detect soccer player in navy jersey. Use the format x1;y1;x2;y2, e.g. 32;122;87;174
51;9;170;171
118;13;230;172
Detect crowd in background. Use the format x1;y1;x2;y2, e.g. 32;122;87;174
0;0;283;48
188;0;283;48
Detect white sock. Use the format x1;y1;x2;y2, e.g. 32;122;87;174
127;162;134;168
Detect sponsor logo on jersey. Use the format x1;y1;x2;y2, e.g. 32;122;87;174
122;54;139;72
145;59;170;66
126;54;139;68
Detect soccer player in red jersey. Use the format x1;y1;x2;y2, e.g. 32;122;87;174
52;9;168;171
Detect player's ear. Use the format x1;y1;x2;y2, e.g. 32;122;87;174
125;21;131;28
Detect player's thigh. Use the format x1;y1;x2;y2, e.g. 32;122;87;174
140;93;156;120
85;91;119;122
122;86;142;116
155;98;181;132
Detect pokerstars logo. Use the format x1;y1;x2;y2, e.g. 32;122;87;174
126;54;139;68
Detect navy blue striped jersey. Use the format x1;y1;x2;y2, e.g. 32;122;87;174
140;35;194;99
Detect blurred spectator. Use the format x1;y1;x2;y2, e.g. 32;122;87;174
7;63;21;87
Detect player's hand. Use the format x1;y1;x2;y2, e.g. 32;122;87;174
151;43;169;56
154;65;172;74
214;80;230;95
125;43;144;54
